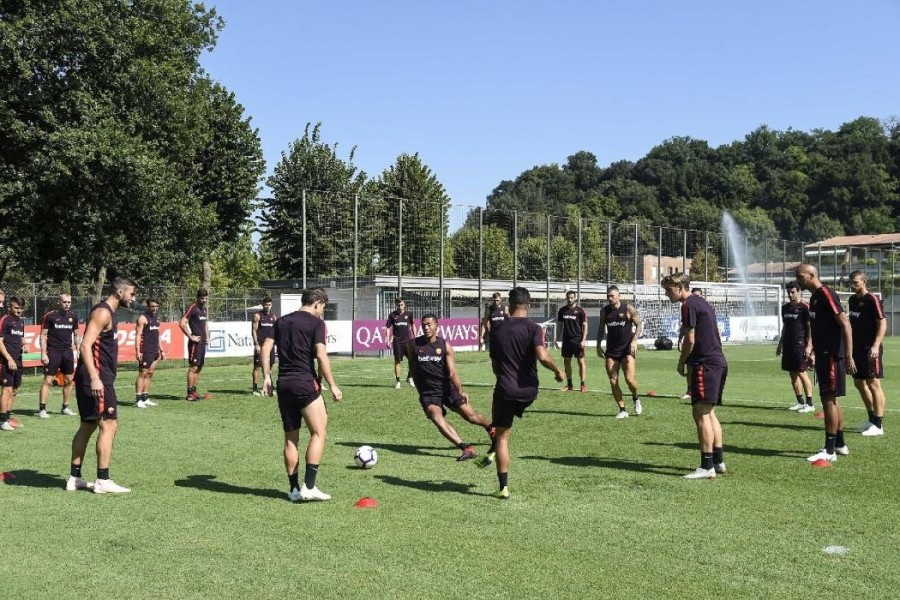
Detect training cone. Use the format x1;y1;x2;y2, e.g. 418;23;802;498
646;390;657;397
814;412;825;420
811;459;832;468
9;418;20;428
354;497;379;509
203;393;213;400
1;472;15;482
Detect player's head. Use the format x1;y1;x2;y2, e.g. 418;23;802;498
302;287;328;317
508;286;531;310
145;298;160;314
794;264;819;292
421;313;439;337
566;290;577;305
849;270;867;294
111;277;136;308
661;273;690;303
690;288;704;297
785;281;801;301
58;293;72;310
196;288;209;305
395;297;405;311
490;292;502;307
7;296;24;317
262;297;273;313
606;286;620;304
0;288;5;307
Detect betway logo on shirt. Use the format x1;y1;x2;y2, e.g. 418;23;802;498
784;314;801;320
53;323;74;329
10;329;24;337
607;320;628;328
417;355;443;363
849;311;861;318
562;314;579;320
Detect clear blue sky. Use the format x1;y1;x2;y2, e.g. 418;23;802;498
201;1;899;214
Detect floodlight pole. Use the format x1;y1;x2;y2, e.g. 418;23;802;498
577;218;582;297
513;211;519;286
546;214;551;319
398;198;403;296
478;208;484;320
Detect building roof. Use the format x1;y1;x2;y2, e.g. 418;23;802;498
806;233;900;248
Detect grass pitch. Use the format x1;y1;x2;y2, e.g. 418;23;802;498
2;341;898;599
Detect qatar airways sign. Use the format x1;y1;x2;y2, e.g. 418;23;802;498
352;318;480;353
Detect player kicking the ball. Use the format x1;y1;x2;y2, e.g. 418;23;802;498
407;314;494;461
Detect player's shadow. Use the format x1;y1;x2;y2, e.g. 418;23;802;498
375;475;488;497
3;469;66;489
729;402;806;412
529;409;602;418
173;474;285;500
340;382;406;389
13;409;39;417
520;455;684;476
335;441;453;459
642;441;807;459
150;394;188;401
728;420;821;432
207;389;245;395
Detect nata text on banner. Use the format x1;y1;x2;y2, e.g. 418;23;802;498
201;321;353;358
352;318;480;353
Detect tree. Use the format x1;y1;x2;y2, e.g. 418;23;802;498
690;245;722;282
262;123;367;278
450;224;514;280
208;224;272;289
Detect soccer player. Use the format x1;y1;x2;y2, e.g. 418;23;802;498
662;274;727;479
134;298;164;408
0;297;26;431
385;297;415;389
251;297;277;396
680;287;705;400
38;294;80;417
261;287;342;502
848;270;886;436
480;292;509;354
180;288;209;401
476;286;564;499
67;277;137;493
795;264;855;463
407;314;494;461
556;290;588;392
777;282;814;413
597;286;643;418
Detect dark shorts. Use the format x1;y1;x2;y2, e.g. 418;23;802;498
690;363;727;406
561;340;584;359
605;351;633;364
139;349;161;371
491;388;535;428
253;347;276;369
44;348;76;376
814;353;846;398
852;347;884;381
419;389;467;417
392;342;409;362
277;377;322;432
188;341;206;367
0;363;23;390
780;346;808;373
75;381;118;421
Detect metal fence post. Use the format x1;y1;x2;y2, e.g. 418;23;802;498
633;223;638;285
439;206;445;316
705;231;710;282
577;217;582;297
302;189;307;289
478;208;484;313
682;228;687;276
764;239;769;285
782;239;787;286
546;214;551;318
606;221;612;283
513;210;518;286
398;198;403;295
353;193;359;322
657;227;662;285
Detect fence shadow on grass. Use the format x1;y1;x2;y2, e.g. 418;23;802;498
375;474;489;497
334;441;453;459
4;469;66;489
642;441;808;458
173;474;285;501
520;455;684;476
528;409;602;418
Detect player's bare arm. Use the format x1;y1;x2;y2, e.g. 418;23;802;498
260;337;275;395
837;312;856;375
630;306;642;355
677;327;695;377
445;342;468;401
179;313;198;343
536;345;564;382
595;313;607;358
315;342;342;401
872;315;886;359
40;326;49;364
135;314;147;362
0;335;14;371
80;308;112;396
251;312;261;352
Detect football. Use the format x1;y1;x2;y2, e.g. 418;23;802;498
354;445;378;469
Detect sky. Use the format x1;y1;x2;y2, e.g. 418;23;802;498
200;1;899;220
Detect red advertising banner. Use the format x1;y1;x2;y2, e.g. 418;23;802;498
22;323;186;367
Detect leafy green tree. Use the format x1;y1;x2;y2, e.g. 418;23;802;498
208;224;272;289
691;245;722;282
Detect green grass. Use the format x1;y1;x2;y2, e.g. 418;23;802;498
2;341;899;599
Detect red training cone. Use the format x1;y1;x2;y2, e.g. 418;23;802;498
0;472;15;482
354;497;379;509
202;393;213;400
811;459;832;468
646;390;657;397
813;412;825;420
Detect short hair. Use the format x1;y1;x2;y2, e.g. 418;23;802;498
508;286;531;308
491;292;502;300
112;277;135;293
661;273;690;290
395;297;405;304
196;287;209;298
8;296;24;307
785;281;800;292
59;293;72;301
566;290;577;297
262;296;273;304
301;287;328;306
146;298;160;306
421;313;439;322
849;270;866;281
606;285;619;294
691;288;704;296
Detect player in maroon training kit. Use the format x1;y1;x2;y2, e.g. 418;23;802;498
848;270;887;437
251;297;277;396
180;288;210;401
556;290;588;392
135;298;164;408
385;297;415;389
0;297;26;431
38;294;81;418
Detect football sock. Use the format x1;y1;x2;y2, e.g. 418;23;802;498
2;411;9;421
457;442;468;451
70;463;82;478
712;447;724;464
867;410;875;424
806;397;813;406
39;403;46;412
567;378;573;387
795;394;803;404
252;383;258;392
825;434;837;454
288;472;299;491
632;395;638;403
0;412;7;423
396;377;400;383
873;416;883;429
836;430;845;447
700;453;713;470
304;464;319;489
498;472;508;489
97;468;110;480
135;394;141;403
